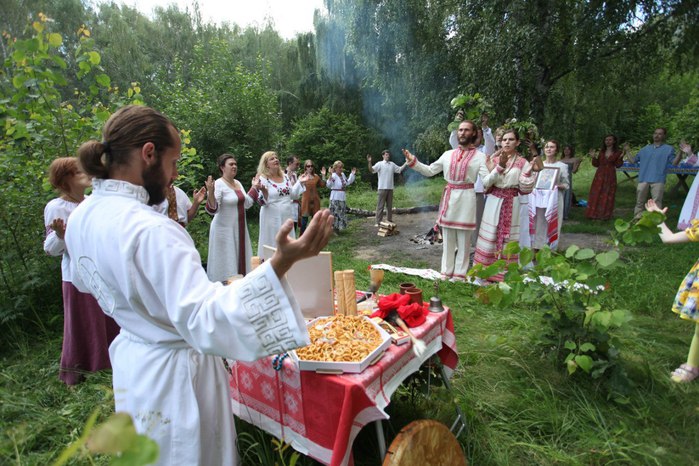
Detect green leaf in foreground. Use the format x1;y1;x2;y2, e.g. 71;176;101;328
86;412;138;453
595;250;619;267
565;244;580;258
574;248;595;260
575;355;593;373
614;218;630;233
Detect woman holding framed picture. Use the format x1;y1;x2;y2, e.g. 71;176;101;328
529;140;569;252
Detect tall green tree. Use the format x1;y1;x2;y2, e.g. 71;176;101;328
320;0;699;151
317;0;457;157
150;36;281;185
0;16;142;332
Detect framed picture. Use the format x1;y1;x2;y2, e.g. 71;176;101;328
535;166;560;190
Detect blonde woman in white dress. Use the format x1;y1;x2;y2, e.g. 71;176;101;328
255;151;308;256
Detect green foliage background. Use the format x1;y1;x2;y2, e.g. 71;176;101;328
1;2;699;465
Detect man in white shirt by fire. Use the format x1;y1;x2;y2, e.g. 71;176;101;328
367;150;406;226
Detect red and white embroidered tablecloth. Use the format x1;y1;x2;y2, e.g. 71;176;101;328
229;308;458;466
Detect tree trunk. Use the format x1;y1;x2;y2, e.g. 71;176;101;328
347;205;438;217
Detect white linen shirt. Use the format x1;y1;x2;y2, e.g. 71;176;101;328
44;197;79;281
326;172;356;201
65;178;309;465
409;148;488;229
371;160;405;190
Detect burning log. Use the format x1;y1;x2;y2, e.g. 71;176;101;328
410;223;442;245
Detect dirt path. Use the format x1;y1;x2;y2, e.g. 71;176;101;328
349;210;610;270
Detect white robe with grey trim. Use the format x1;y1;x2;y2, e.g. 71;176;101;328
65;178;310;466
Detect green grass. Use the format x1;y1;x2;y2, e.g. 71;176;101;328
0;329;114;465
2;166;699;465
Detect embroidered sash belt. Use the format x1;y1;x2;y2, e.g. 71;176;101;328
439;183;475;221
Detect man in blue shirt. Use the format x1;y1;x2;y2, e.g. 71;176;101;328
632;127;680;219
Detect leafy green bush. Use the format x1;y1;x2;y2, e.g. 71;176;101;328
0;16;142;336
285;107;384;174
469;210;667;401
669;87;699;148
470;243;633;401
150;40;282;187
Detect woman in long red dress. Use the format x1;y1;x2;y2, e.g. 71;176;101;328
585;134;624;220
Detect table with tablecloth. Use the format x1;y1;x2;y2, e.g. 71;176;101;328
617;163;699;195
228;308;458;466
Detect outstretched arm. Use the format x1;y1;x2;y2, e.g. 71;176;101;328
448;130;458;150
482;127;495;156
680;141;694;157
188;186;206;222
646;200;689;243
205;176;217;213
524;139;539;158
573;157;581;173
680;141;698;166
402;148;416;165
672;147;681;166
269;209;334;277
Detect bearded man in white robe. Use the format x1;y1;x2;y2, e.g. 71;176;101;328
65;105;334;465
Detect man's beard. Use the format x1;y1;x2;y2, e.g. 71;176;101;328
143;158;167;206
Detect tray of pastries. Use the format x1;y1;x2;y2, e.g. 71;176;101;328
291;315;391;373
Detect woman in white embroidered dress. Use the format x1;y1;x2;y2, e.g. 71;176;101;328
529;140;569;252
205;154;256;281
325;160;357;232
44;157;119;384
255;151;307;256
474;129;538;282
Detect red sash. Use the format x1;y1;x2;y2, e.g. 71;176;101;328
490;187;520;254
234;189;246;275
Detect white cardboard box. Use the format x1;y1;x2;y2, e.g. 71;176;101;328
291;316;392;374
262;245;334;319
